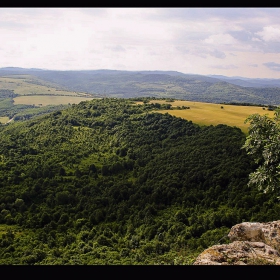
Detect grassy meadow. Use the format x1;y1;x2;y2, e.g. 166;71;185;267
143;99;275;134
13;95;96;106
0;117;9;124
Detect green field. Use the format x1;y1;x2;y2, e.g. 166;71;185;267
141;99;275;134
13;95;97;106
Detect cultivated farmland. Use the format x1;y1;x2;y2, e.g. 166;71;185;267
13;95;97;106
0;117;9;124
140;99;276;134
0;75;92;97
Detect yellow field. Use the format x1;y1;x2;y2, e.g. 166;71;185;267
0;117;9;124
13;95;97;106
141;100;276;134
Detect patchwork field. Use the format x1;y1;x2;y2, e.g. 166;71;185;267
144;99;275;134
0;75;90;96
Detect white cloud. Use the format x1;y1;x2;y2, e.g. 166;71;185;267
256;25;280;42
1;8;280;78
210;64;238;70
203;33;238;45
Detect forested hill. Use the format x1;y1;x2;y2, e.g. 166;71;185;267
0;98;279;264
1;67;280;105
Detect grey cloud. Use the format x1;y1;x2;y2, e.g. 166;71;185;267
208;49;226;59
249;64;258;67
0;8;62;18
228;29;280;54
148;8;247;21
257;42;280;54
146;8;279;22
228;30;253;42
175;46;190;54
211;64;238;69
175;32;210;45
106;45;126;52
263;62;280;71
194;53;207;59
77;8;108;17
175;44;226;59
264;42;280;53
0;21;31;30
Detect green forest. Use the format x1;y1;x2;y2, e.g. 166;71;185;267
0;97;279;265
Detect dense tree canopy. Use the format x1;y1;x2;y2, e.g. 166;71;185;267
0;98;278;265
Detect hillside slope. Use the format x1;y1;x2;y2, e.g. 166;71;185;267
0;98;279;264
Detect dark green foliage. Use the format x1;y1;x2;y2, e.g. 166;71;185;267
0;97;278;265
243;108;280;193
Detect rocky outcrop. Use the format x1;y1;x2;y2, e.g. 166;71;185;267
193;220;280;265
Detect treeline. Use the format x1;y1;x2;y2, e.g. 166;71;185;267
0;98;278;264
12;104;70;121
0;89;18;99
222;101;278;110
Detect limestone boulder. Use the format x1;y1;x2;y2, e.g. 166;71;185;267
228;220;280;251
193;220;280;265
193;241;280;265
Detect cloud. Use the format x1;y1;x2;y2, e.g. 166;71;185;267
106;45;126;52
210;64;238;70
229;30;253;42
257;25;280;42
263;62;280;71
203;33;238;46
78;8;108;17
208;49;226;59
1;8;280;78
0;20;31;30
150;8;272;22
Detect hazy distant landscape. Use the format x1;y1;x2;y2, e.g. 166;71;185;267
1;67;280;105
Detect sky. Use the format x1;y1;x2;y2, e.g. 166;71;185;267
1;7;280;79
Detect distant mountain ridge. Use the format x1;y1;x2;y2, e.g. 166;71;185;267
0;67;280;105
208;74;280;88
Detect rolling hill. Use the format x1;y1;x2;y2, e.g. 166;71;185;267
0;97;278;264
1;67;280;105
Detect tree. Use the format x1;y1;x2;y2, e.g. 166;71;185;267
242;108;280;194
